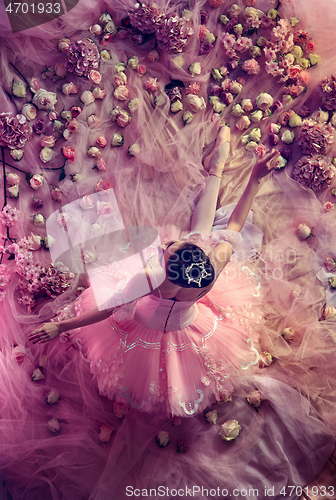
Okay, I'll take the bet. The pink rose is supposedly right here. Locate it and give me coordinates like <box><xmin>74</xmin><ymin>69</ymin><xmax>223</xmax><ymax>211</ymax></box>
<box><xmin>288</xmin><ymin>65</ymin><xmax>302</xmax><ymax>80</ymax></box>
<box><xmin>30</xmin><ymin>77</ymin><xmax>40</xmax><ymax>93</ymax></box>
<box><xmin>62</xmin><ymin>82</ymin><xmax>77</xmax><ymax>96</ymax></box>
<box><xmin>87</xmin><ymin>147</ymin><xmax>101</xmax><ymax>158</ymax></box>
<box><xmin>71</xmin><ymin>106</ymin><xmax>82</xmax><ymax>118</ymax></box>
<box><xmin>114</xmin><ymin>86</ymin><xmax>129</xmax><ymax>101</ymax></box>
<box><xmin>12</xmin><ymin>345</ymin><xmax>25</xmax><ymax>364</ymax></box>
<box><xmin>51</xmin><ymin>187</ymin><xmax>63</xmax><ymax>202</ymax></box>
<box><xmin>117</xmin><ymin>111</ymin><xmax>131</xmax><ymax>128</ymax></box>
<box><xmin>254</xmin><ymin>144</ymin><xmax>266</xmax><ymax>159</ymax></box>
<box><xmin>99</xmin><ymin>424</ymin><xmax>113</xmax><ymax>443</ymax></box>
<box><xmin>247</xmin><ymin>390</ymin><xmax>262</xmax><ymax>407</ymax></box>
<box><xmin>58</xmin><ymin>37</ymin><xmax>70</xmax><ymax>52</ymax></box>
<box><xmin>298</xmin><ymin>71</ymin><xmax>311</xmax><ymax>87</ymax></box>
<box><xmin>144</xmin><ymin>77</ymin><xmax>160</xmax><ymax>92</ymax></box>
<box><xmin>259</xmin><ymin>351</ymin><xmax>274</xmax><ymax>368</ymax></box>
<box><xmin>96</xmin><ymin>179</ymin><xmax>111</xmax><ymax>192</ymax></box>
<box><xmin>97</xmin><ymin>136</ymin><xmax>107</xmax><ymax>147</ymax></box>
<box><xmin>62</xmin><ymin>146</ymin><xmax>75</xmax><ymax>162</ymax></box>
<box><xmin>244</xmin><ymin>0</ymin><xmax>257</xmax><ymax>5</ymax></box>
<box><xmin>92</xmin><ymin>88</ymin><xmax>106</xmax><ymax>99</ymax></box>
<box><xmin>79</xmin><ymin>195</ymin><xmax>94</xmax><ymax>210</ymax></box>
<box><xmin>96</xmin><ymin>158</ymin><xmax>107</xmax><ymax>171</ymax></box>
<box><xmin>57</xmin><ymin>213</ymin><xmax>71</xmax><ymax>226</ymax></box>
<box><xmin>112</xmin><ymin>401</ymin><xmax>129</xmax><ymax>418</ymax></box>
<box><xmin>87</xmin><ymin>115</ymin><xmax>99</xmax><ymax>128</ymax></box>
<box><xmin>97</xmin><ymin>201</ymin><xmax>113</xmax><ymax>215</ymax></box>
<box><xmin>40</xmin><ymin>135</ymin><xmax>56</xmax><ymax>148</ymax></box>
<box><xmin>137</xmin><ymin>64</ymin><xmax>147</xmax><ymax>76</ymax></box>
<box><xmin>306</xmin><ymin>39</ymin><xmax>316</xmax><ymax>52</ymax></box>
<box><xmin>66</xmin><ymin>119</ymin><xmax>80</xmax><ymax>133</ymax></box>
<box><xmin>114</xmin><ymin>72</ymin><xmax>127</xmax><ymax>87</ymax></box>
<box><xmin>242</xmin><ymin>59</ymin><xmax>260</xmax><ymax>75</ymax></box>
<box><xmin>54</xmin><ymin>62</ymin><xmax>67</xmax><ymax>78</ymax></box>
<box><xmin>324</xmin><ymin>202</ymin><xmax>334</xmax><ymax>211</ymax></box>
<box><xmin>27</xmin><ymin>233</ymin><xmax>42</xmax><ymax>250</ymax></box>
<box><xmin>89</xmin><ymin>70</ymin><xmax>102</xmax><ymax>85</ymax></box>
<box><xmin>325</xmin><ymin>257</ymin><xmax>336</xmax><ymax>272</ymax></box>
<box><xmin>147</xmin><ymin>50</ymin><xmax>160</xmax><ymax>62</ymax></box>
<box><xmin>30</xmin><ymin>174</ymin><xmax>44</xmax><ymax>189</ymax></box>
<box><xmin>48</xmin><ymin>111</ymin><xmax>57</xmax><ymax>121</ymax></box>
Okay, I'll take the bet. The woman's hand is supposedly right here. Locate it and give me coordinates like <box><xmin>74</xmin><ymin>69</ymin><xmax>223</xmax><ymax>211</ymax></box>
<box><xmin>29</xmin><ymin>322</ymin><xmax>61</xmax><ymax>344</ymax></box>
<box><xmin>251</xmin><ymin>149</ymin><xmax>280</xmax><ymax>182</ymax></box>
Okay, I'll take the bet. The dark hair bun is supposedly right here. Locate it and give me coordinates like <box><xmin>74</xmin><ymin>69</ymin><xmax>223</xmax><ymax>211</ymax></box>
<box><xmin>166</xmin><ymin>243</ymin><xmax>215</xmax><ymax>288</ymax></box>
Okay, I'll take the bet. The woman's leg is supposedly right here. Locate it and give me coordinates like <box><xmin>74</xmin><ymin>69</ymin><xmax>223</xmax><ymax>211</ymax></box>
<box><xmin>190</xmin><ymin>127</ymin><xmax>231</xmax><ymax>234</ymax></box>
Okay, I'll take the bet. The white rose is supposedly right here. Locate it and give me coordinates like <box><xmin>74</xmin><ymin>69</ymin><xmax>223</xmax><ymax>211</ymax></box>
<box><xmin>112</xmin><ymin>133</ymin><xmax>124</xmax><ymax>147</ymax></box>
<box><xmin>231</xmin><ymin>103</ymin><xmax>244</xmax><ymax>118</ymax></box>
<box><xmin>92</xmin><ymin>88</ymin><xmax>106</xmax><ymax>99</ymax></box>
<box><xmin>297</xmin><ymin>223</ymin><xmax>312</xmax><ymax>240</ymax></box>
<box><xmin>173</xmin><ymin>55</ymin><xmax>185</xmax><ymax>68</ymax></box>
<box><xmin>228</xmin><ymin>4</ymin><xmax>241</xmax><ymax>17</ymax></box>
<box><xmin>246</xmin><ymin>141</ymin><xmax>258</xmax><ymax>152</ymax></box>
<box><xmin>91</xmin><ymin>223</ymin><xmax>102</xmax><ymax>233</ymax></box>
<box><xmin>33</xmin><ymin>213</ymin><xmax>46</xmax><ymax>226</ymax></box>
<box><xmin>7</xmin><ymin>185</ymin><xmax>19</xmax><ymax>198</ymax></box>
<box><xmin>170</xmin><ymin>99</ymin><xmax>183</xmax><ymax>113</ymax></box>
<box><xmin>80</xmin><ymin>90</ymin><xmax>95</xmax><ymax>105</ymax></box>
<box><xmin>256</xmin><ymin>92</ymin><xmax>273</xmax><ymax>111</ymax></box>
<box><xmin>188</xmin><ymin>62</ymin><xmax>201</xmax><ymax>77</ymax></box>
<box><xmin>44</xmin><ymin>235</ymin><xmax>55</xmax><ymax>248</ymax></box>
<box><xmin>128</xmin><ymin>143</ymin><xmax>140</xmax><ymax>156</ymax></box>
<box><xmin>39</xmin><ymin>147</ymin><xmax>54</xmax><ymax>163</ymax></box>
<box><xmin>22</xmin><ymin>103</ymin><xmax>37</xmax><ymax>121</ymax></box>
<box><xmin>281</xmin><ymin>129</ymin><xmax>295</xmax><ymax>144</ymax></box>
<box><xmin>99</xmin><ymin>12</ymin><xmax>112</xmax><ymax>24</ymax></box>
<box><xmin>213</xmin><ymin>101</ymin><xmax>226</xmax><ymax>113</ymax></box>
<box><xmin>249</xmin><ymin>127</ymin><xmax>261</xmax><ymax>142</ymax></box>
<box><xmin>282</xmin><ymin>327</ymin><xmax>296</xmax><ymax>342</ymax></box>
<box><xmin>115</xmin><ymin>62</ymin><xmax>126</xmax><ymax>73</ymax></box>
<box><xmin>243</xmin><ymin>7</ymin><xmax>264</xmax><ymax>20</ymax></box>
<box><xmin>241</xmin><ymin>134</ymin><xmax>250</xmax><ymax>145</ymax></box>
<box><xmin>154</xmin><ymin>93</ymin><xmax>167</xmax><ymax>107</ymax></box>
<box><xmin>47</xmin><ymin>417</ymin><xmax>60</xmax><ymax>433</ymax></box>
<box><xmin>10</xmin><ymin>149</ymin><xmax>24</xmax><ymax>161</ymax></box>
<box><xmin>236</xmin><ymin>115</ymin><xmax>251</xmax><ymax>131</ymax></box>
<box><xmin>27</xmin><ymin>233</ymin><xmax>42</xmax><ymax>250</ymax></box>
<box><xmin>46</xmin><ymin>389</ymin><xmax>60</xmax><ymax>404</ymax></box>
<box><xmin>205</xmin><ymin>410</ymin><xmax>218</xmax><ymax>424</ymax></box>
<box><xmin>241</xmin><ymin>99</ymin><xmax>253</xmax><ymax>112</ymax></box>
<box><xmin>32</xmin><ymin>368</ymin><xmax>45</xmax><ymax>381</ymax></box>
<box><xmin>156</xmin><ymin>430</ymin><xmax>170</xmax><ymax>447</ymax></box>
<box><xmin>186</xmin><ymin>94</ymin><xmax>206</xmax><ymax>113</ymax></box>
<box><xmin>231</xmin><ymin>81</ymin><xmax>243</xmax><ymax>95</ymax></box>
<box><xmin>219</xmin><ymin>420</ymin><xmax>241</xmax><ymax>441</ymax></box>
<box><xmin>275</xmin><ymin>155</ymin><xmax>287</xmax><ymax>170</ymax></box>
<box><xmin>87</xmin><ymin>147</ymin><xmax>101</xmax><ymax>158</ymax></box>
<box><xmin>100</xmin><ymin>50</ymin><xmax>111</xmax><ymax>61</ymax></box>
<box><xmin>250</xmin><ymin>110</ymin><xmax>263</xmax><ymax>122</ymax></box>
<box><xmin>312</xmin><ymin>108</ymin><xmax>329</xmax><ymax>124</ymax></box>
<box><xmin>128</xmin><ymin>98</ymin><xmax>140</xmax><ymax>112</ymax></box>
<box><xmin>183</xmin><ymin>111</ymin><xmax>194</xmax><ymax>124</ymax></box>
<box><xmin>289</xmin><ymin>114</ymin><xmax>302</xmax><ymax>128</ymax></box>
<box><xmin>33</xmin><ymin>88</ymin><xmax>57</xmax><ymax>111</ymax></box>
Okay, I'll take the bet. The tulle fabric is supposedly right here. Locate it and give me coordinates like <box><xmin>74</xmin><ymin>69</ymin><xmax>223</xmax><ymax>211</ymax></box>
<box><xmin>0</xmin><ymin>0</ymin><xmax>336</xmax><ymax>497</ymax></box>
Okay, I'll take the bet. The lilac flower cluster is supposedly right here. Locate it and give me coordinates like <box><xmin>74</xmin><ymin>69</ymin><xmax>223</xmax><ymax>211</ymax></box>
<box><xmin>64</xmin><ymin>39</ymin><xmax>100</xmax><ymax>77</ymax></box>
<box><xmin>293</xmin><ymin>155</ymin><xmax>335</xmax><ymax>191</ymax></box>
<box><xmin>0</xmin><ymin>112</ymin><xmax>30</xmax><ymax>150</ymax></box>
<box><xmin>318</xmin><ymin>74</ymin><xmax>336</xmax><ymax>111</ymax></box>
<box><xmin>297</xmin><ymin>119</ymin><xmax>334</xmax><ymax>156</ymax></box>
<box><xmin>129</xmin><ymin>3</ymin><xmax>194</xmax><ymax>53</ymax></box>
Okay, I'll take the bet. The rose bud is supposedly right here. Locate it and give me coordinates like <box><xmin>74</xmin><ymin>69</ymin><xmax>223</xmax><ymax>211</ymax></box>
<box><xmin>92</xmin><ymin>88</ymin><xmax>106</xmax><ymax>99</ymax></box>
<box><xmin>114</xmin><ymin>86</ymin><xmax>129</xmax><ymax>100</ymax></box>
<box><xmin>112</xmin><ymin>401</ymin><xmax>129</xmax><ymax>418</ymax></box>
<box><xmin>259</xmin><ymin>351</ymin><xmax>274</xmax><ymax>368</ymax></box>
<box><xmin>10</xmin><ymin>149</ymin><xmax>24</xmax><ymax>161</ymax></box>
<box><xmin>112</xmin><ymin>132</ymin><xmax>124</xmax><ymax>147</ymax></box>
<box><xmin>325</xmin><ymin>257</ymin><xmax>336</xmax><ymax>272</ymax></box>
<box><xmin>323</xmin><ymin>306</ymin><xmax>336</xmax><ymax>320</ymax></box>
<box><xmin>87</xmin><ymin>147</ymin><xmax>101</xmax><ymax>158</ymax></box>
<box><xmin>78</xmin><ymin>195</ymin><xmax>94</xmax><ymax>210</ymax></box>
<box><xmin>71</xmin><ymin>106</ymin><xmax>82</xmax><ymax>118</ymax></box>
<box><xmin>6</xmin><ymin>185</ymin><xmax>19</xmax><ymax>198</ymax></box>
<box><xmin>128</xmin><ymin>143</ymin><xmax>140</xmax><ymax>156</ymax></box>
<box><xmin>99</xmin><ymin>11</ymin><xmax>112</xmax><ymax>24</ymax></box>
<box><xmin>137</xmin><ymin>64</ymin><xmax>147</xmax><ymax>76</ymax></box>
<box><xmin>80</xmin><ymin>90</ymin><xmax>95</xmax><ymax>105</ymax></box>
<box><xmin>53</xmin><ymin>120</ymin><xmax>63</xmax><ymax>132</ymax></box>
<box><xmin>47</xmin><ymin>417</ymin><xmax>60</xmax><ymax>434</ymax></box>
<box><xmin>236</xmin><ymin>116</ymin><xmax>251</xmax><ymax>131</ymax></box>
<box><xmin>183</xmin><ymin>111</ymin><xmax>194</xmax><ymax>124</ymax></box>
<box><xmin>33</xmin><ymin>213</ymin><xmax>46</xmax><ymax>226</ymax></box>
<box><xmin>282</xmin><ymin>327</ymin><xmax>296</xmax><ymax>342</ymax></box>
<box><xmin>297</xmin><ymin>223</ymin><xmax>312</xmax><ymax>240</ymax></box>
<box><xmin>247</xmin><ymin>390</ymin><xmax>262</xmax><ymax>408</ymax></box>
<box><xmin>127</xmin><ymin>56</ymin><xmax>139</xmax><ymax>70</ymax></box>
<box><xmin>329</xmin><ymin>277</ymin><xmax>336</xmax><ymax>289</ymax></box>
<box><xmin>97</xmin><ymin>136</ymin><xmax>107</xmax><ymax>147</ymax></box>
<box><xmin>30</xmin><ymin>77</ymin><xmax>40</xmax><ymax>93</ymax></box>
<box><xmin>96</xmin><ymin>158</ymin><xmax>107</xmax><ymax>171</ymax></box>
<box><xmin>58</xmin><ymin>37</ymin><xmax>70</xmax><ymax>52</ymax></box>
<box><xmin>61</xmin><ymin>110</ymin><xmax>72</xmax><ymax>122</ymax></box>
<box><xmin>32</xmin><ymin>198</ymin><xmax>43</xmax><ymax>210</ymax></box>
<box><xmin>6</xmin><ymin>173</ymin><xmax>20</xmax><ymax>186</ymax></box>
<box><xmin>117</xmin><ymin>111</ymin><xmax>131</xmax><ymax>128</ymax></box>
<box><xmin>99</xmin><ymin>424</ymin><xmax>113</xmax><ymax>443</ymax></box>
<box><xmin>44</xmin><ymin>235</ymin><xmax>55</xmax><ymax>249</ymax></box>
<box><xmin>324</xmin><ymin>202</ymin><xmax>334</xmax><ymax>212</ymax></box>
<box><xmin>62</xmin><ymin>146</ymin><xmax>75</xmax><ymax>161</ymax></box>
<box><xmin>100</xmin><ymin>50</ymin><xmax>111</xmax><ymax>61</ymax></box>
<box><xmin>41</xmin><ymin>136</ymin><xmax>56</xmax><ymax>148</ymax></box>
<box><xmin>90</xmin><ymin>24</ymin><xmax>102</xmax><ymax>36</ymax></box>
<box><xmin>96</xmin><ymin>179</ymin><xmax>111</xmax><ymax>192</ymax></box>
<box><xmin>63</xmin><ymin>129</ymin><xmax>72</xmax><ymax>141</ymax></box>
<box><xmin>219</xmin><ymin>420</ymin><xmax>241</xmax><ymax>441</ymax></box>
<box><xmin>128</xmin><ymin>98</ymin><xmax>140</xmax><ymax>113</ymax></box>
<box><xmin>176</xmin><ymin>439</ymin><xmax>189</xmax><ymax>453</ymax></box>
<box><xmin>91</xmin><ymin>223</ymin><xmax>102</xmax><ymax>233</ymax></box>
<box><xmin>30</xmin><ymin>174</ymin><xmax>44</xmax><ymax>190</ymax></box>
<box><xmin>50</xmin><ymin>187</ymin><xmax>63</xmax><ymax>203</ymax></box>
<box><xmin>89</xmin><ymin>70</ymin><xmax>102</xmax><ymax>85</ymax></box>
<box><xmin>12</xmin><ymin>345</ymin><xmax>25</xmax><ymax>364</ymax></box>
<box><xmin>170</xmin><ymin>100</ymin><xmax>183</xmax><ymax>113</ymax></box>
<box><xmin>87</xmin><ymin>114</ymin><xmax>99</xmax><ymax>127</ymax></box>
<box><xmin>54</xmin><ymin>62</ymin><xmax>67</xmax><ymax>78</ymax></box>
<box><xmin>114</xmin><ymin>72</ymin><xmax>127</xmax><ymax>87</ymax></box>
<box><xmin>32</xmin><ymin>367</ymin><xmax>45</xmax><ymax>381</ymax></box>
<box><xmin>217</xmin><ymin>391</ymin><xmax>232</xmax><ymax>404</ymax></box>
<box><xmin>62</xmin><ymin>82</ymin><xmax>77</xmax><ymax>96</ymax></box>
<box><xmin>148</xmin><ymin>49</ymin><xmax>160</xmax><ymax>62</ymax></box>
<box><xmin>156</xmin><ymin>431</ymin><xmax>170</xmax><ymax>448</ymax></box>
<box><xmin>205</xmin><ymin>410</ymin><xmax>218</xmax><ymax>424</ymax></box>
<box><xmin>189</xmin><ymin>62</ymin><xmax>201</xmax><ymax>77</ymax></box>
<box><xmin>46</xmin><ymin>389</ymin><xmax>60</xmax><ymax>404</ymax></box>
<box><xmin>115</xmin><ymin>62</ymin><xmax>126</xmax><ymax>73</ymax></box>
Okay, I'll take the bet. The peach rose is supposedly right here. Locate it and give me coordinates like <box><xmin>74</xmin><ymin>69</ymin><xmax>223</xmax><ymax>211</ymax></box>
<box><xmin>30</xmin><ymin>174</ymin><xmax>44</xmax><ymax>189</ymax></box>
<box><xmin>89</xmin><ymin>70</ymin><xmax>102</xmax><ymax>85</ymax></box>
<box><xmin>114</xmin><ymin>86</ymin><xmax>129</xmax><ymax>100</ymax></box>
<box><xmin>62</xmin><ymin>82</ymin><xmax>77</xmax><ymax>96</ymax></box>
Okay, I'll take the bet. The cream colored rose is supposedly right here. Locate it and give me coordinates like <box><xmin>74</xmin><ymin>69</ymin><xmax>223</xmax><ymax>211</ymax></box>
<box><xmin>27</xmin><ymin>233</ymin><xmax>42</xmax><ymax>250</ymax></box>
<box><xmin>99</xmin><ymin>424</ymin><xmax>113</xmax><ymax>443</ymax></box>
<box><xmin>250</xmin><ymin>110</ymin><xmax>263</xmax><ymax>122</ymax></box>
<box><xmin>281</xmin><ymin>129</ymin><xmax>295</xmax><ymax>144</ymax></box>
<box><xmin>87</xmin><ymin>147</ymin><xmax>101</xmax><ymax>158</ymax></box>
<box><xmin>46</xmin><ymin>389</ymin><xmax>60</xmax><ymax>404</ymax></box>
<box><xmin>170</xmin><ymin>99</ymin><xmax>183</xmax><ymax>113</ymax></box>
<box><xmin>243</xmin><ymin>6</ymin><xmax>264</xmax><ymax>20</ymax></box>
<box><xmin>288</xmin><ymin>114</ymin><xmax>302</xmax><ymax>128</ymax></box>
<box><xmin>128</xmin><ymin>143</ymin><xmax>140</xmax><ymax>156</ymax></box>
<box><xmin>282</xmin><ymin>95</ymin><xmax>293</xmax><ymax>105</ymax></box>
<box><xmin>186</xmin><ymin>94</ymin><xmax>206</xmax><ymax>113</ymax></box>
<box><xmin>228</xmin><ymin>4</ymin><xmax>241</xmax><ymax>17</ymax></box>
<box><xmin>246</xmin><ymin>141</ymin><xmax>258</xmax><ymax>152</ymax></box>
<box><xmin>236</xmin><ymin>116</ymin><xmax>251</xmax><ymax>131</ymax></box>
<box><xmin>154</xmin><ymin>93</ymin><xmax>167</xmax><ymax>107</ymax></box>
<box><xmin>256</xmin><ymin>92</ymin><xmax>273</xmax><ymax>111</ymax></box>
<box><xmin>282</xmin><ymin>327</ymin><xmax>296</xmax><ymax>342</ymax></box>
<box><xmin>10</xmin><ymin>149</ymin><xmax>24</xmax><ymax>161</ymax></box>
<box><xmin>204</xmin><ymin>31</ymin><xmax>215</xmax><ymax>44</ymax></box>
<box><xmin>33</xmin><ymin>214</ymin><xmax>46</xmax><ymax>226</ymax></box>
<box><xmin>128</xmin><ymin>98</ymin><xmax>140</xmax><ymax>112</ymax></box>
<box><xmin>100</xmin><ymin>50</ymin><xmax>111</xmax><ymax>61</ymax></box>
<box><xmin>115</xmin><ymin>62</ymin><xmax>126</xmax><ymax>73</ymax></box>
<box><xmin>156</xmin><ymin>430</ymin><xmax>170</xmax><ymax>447</ymax></box>
<box><xmin>205</xmin><ymin>410</ymin><xmax>218</xmax><ymax>424</ymax></box>
<box><xmin>12</xmin><ymin>81</ymin><xmax>26</xmax><ymax>98</ymax></box>
<box><xmin>183</xmin><ymin>111</ymin><xmax>194</xmax><ymax>124</ymax></box>
<box><xmin>44</xmin><ymin>235</ymin><xmax>55</xmax><ymax>249</ymax></box>
<box><xmin>309</xmin><ymin>54</ymin><xmax>321</xmax><ymax>66</ymax></box>
<box><xmin>231</xmin><ymin>103</ymin><xmax>244</xmax><ymax>117</ymax></box>
<box><xmin>39</xmin><ymin>147</ymin><xmax>54</xmax><ymax>163</ymax></box>
<box><xmin>291</xmin><ymin>45</ymin><xmax>303</xmax><ymax>59</ymax></box>
<box><xmin>173</xmin><ymin>55</ymin><xmax>185</xmax><ymax>68</ymax></box>
<box><xmin>80</xmin><ymin>90</ymin><xmax>95</xmax><ymax>104</ymax></box>
<box><xmin>312</xmin><ymin>109</ymin><xmax>329</xmax><ymax>123</ymax></box>
<box><xmin>213</xmin><ymin>100</ymin><xmax>226</xmax><ymax>113</ymax></box>
<box><xmin>241</xmin><ymin>99</ymin><xmax>253</xmax><ymax>112</ymax></box>
<box><xmin>297</xmin><ymin>223</ymin><xmax>312</xmax><ymax>240</ymax></box>
<box><xmin>247</xmin><ymin>390</ymin><xmax>262</xmax><ymax>408</ymax></box>
<box><xmin>32</xmin><ymin>368</ymin><xmax>45</xmax><ymax>381</ymax></box>
<box><xmin>22</xmin><ymin>103</ymin><xmax>37</xmax><ymax>120</ymax></box>
<box><xmin>47</xmin><ymin>417</ymin><xmax>60</xmax><ymax>433</ymax></box>
<box><xmin>219</xmin><ymin>420</ymin><xmax>241</xmax><ymax>441</ymax></box>
<box><xmin>188</xmin><ymin>62</ymin><xmax>201</xmax><ymax>77</ymax></box>
<box><xmin>33</xmin><ymin>89</ymin><xmax>57</xmax><ymax>111</ymax></box>
<box><xmin>249</xmin><ymin>127</ymin><xmax>261</xmax><ymax>142</ymax></box>
<box><xmin>112</xmin><ymin>132</ymin><xmax>124</xmax><ymax>147</ymax></box>
<box><xmin>92</xmin><ymin>88</ymin><xmax>106</xmax><ymax>99</ymax></box>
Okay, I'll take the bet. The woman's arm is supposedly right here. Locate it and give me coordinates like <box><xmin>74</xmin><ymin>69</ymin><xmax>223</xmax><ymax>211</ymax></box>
<box><xmin>226</xmin><ymin>150</ymin><xmax>280</xmax><ymax>233</ymax></box>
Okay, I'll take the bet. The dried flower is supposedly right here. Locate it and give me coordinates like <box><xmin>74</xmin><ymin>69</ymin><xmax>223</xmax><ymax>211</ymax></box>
<box><xmin>176</xmin><ymin>439</ymin><xmax>189</xmax><ymax>453</ymax></box>
<box><xmin>129</xmin><ymin>2</ymin><xmax>165</xmax><ymax>34</ymax></box>
<box><xmin>157</xmin><ymin>15</ymin><xmax>194</xmax><ymax>53</ymax></box>
<box><xmin>297</xmin><ymin>119</ymin><xmax>334</xmax><ymax>155</ymax></box>
<box><xmin>65</xmin><ymin>38</ymin><xmax>99</xmax><ymax>77</ymax></box>
<box><xmin>0</xmin><ymin>112</ymin><xmax>30</xmax><ymax>149</ymax></box>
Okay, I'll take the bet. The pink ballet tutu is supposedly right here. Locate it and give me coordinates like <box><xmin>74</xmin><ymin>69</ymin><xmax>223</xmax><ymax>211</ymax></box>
<box><xmin>70</xmin><ymin>260</ymin><xmax>263</xmax><ymax>417</ymax></box>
